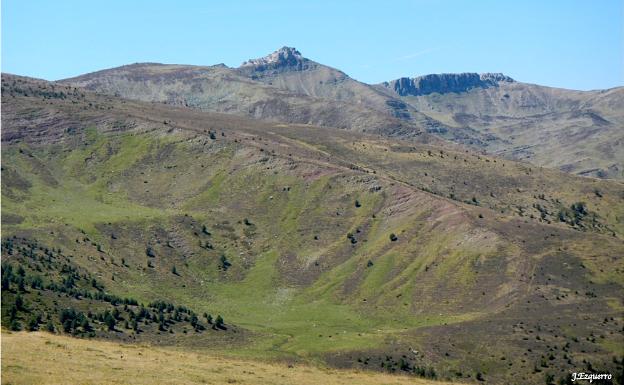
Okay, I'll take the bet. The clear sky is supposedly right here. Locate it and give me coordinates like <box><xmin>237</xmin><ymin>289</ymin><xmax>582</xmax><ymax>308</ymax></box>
<box><xmin>2</xmin><ymin>0</ymin><xmax>622</xmax><ymax>90</ymax></box>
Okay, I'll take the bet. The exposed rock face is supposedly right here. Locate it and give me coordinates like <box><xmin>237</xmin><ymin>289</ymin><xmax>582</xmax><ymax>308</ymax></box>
<box><xmin>239</xmin><ymin>46</ymin><xmax>316</xmax><ymax>74</ymax></box>
<box><xmin>383</xmin><ymin>72</ymin><xmax>514</xmax><ymax>96</ymax></box>
<box><xmin>479</xmin><ymin>73</ymin><xmax>514</xmax><ymax>83</ymax></box>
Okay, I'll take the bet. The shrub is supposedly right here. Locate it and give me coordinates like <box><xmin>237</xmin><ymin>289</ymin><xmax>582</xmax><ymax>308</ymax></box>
<box><xmin>220</xmin><ymin>255</ymin><xmax>231</xmax><ymax>271</ymax></box>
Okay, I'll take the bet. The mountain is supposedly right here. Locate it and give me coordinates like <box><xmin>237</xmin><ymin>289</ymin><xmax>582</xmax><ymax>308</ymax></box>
<box><xmin>60</xmin><ymin>58</ymin><xmax>435</xmax><ymax>141</ymax></box>
<box><xmin>60</xmin><ymin>47</ymin><xmax>624</xmax><ymax>180</ymax></box>
<box><xmin>2</xmin><ymin>74</ymin><xmax>623</xmax><ymax>385</ymax></box>
<box><xmin>377</xmin><ymin>73</ymin><xmax>624</xmax><ymax>179</ymax></box>
<box><xmin>237</xmin><ymin>47</ymin><xmax>401</xmax><ymax>113</ymax></box>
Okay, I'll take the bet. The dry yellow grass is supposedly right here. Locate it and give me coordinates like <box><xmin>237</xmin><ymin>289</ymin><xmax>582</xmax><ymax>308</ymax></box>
<box><xmin>1</xmin><ymin>332</ymin><xmax>459</xmax><ymax>385</ymax></box>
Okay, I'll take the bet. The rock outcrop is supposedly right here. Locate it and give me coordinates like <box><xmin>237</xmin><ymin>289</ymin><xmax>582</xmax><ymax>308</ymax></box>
<box><xmin>239</xmin><ymin>46</ymin><xmax>316</xmax><ymax>74</ymax></box>
<box><xmin>382</xmin><ymin>72</ymin><xmax>514</xmax><ymax>96</ymax></box>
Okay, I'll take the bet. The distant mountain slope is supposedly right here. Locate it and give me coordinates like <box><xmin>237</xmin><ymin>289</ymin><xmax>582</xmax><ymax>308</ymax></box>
<box><xmin>60</xmin><ymin>61</ymin><xmax>436</xmax><ymax>142</ymax></box>
<box><xmin>60</xmin><ymin>47</ymin><xmax>624</xmax><ymax>179</ymax></box>
<box><xmin>377</xmin><ymin>74</ymin><xmax>624</xmax><ymax>179</ymax></box>
<box><xmin>237</xmin><ymin>47</ymin><xmax>398</xmax><ymax>113</ymax></box>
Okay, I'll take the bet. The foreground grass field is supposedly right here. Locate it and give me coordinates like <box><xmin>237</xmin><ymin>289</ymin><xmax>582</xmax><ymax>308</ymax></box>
<box><xmin>1</xmin><ymin>332</ymin><xmax>457</xmax><ymax>385</ymax></box>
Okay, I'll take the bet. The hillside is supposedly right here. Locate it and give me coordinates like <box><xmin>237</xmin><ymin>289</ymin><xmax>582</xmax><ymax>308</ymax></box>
<box><xmin>377</xmin><ymin>75</ymin><xmax>624</xmax><ymax>179</ymax></box>
<box><xmin>2</xmin><ymin>74</ymin><xmax>623</xmax><ymax>385</ymax></box>
<box><xmin>60</xmin><ymin>60</ymin><xmax>432</xmax><ymax>141</ymax></box>
<box><xmin>60</xmin><ymin>47</ymin><xmax>624</xmax><ymax>180</ymax></box>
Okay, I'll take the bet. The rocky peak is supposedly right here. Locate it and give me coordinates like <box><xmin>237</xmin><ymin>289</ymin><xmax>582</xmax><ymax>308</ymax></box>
<box><xmin>239</xmin><ymin>46</ymin><xmax>315</xmax><ymax>73</ymax></box>
<box><xmin>384</xmin><ymin>72</ymin><xmax>515</xmax><ymax>96</ymax></box>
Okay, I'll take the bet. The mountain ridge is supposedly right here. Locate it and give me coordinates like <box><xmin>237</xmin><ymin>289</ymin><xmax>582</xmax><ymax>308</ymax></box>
<box><xmin>57</xmin><ymin>46</ymin><xmax>624</xmax><ymax>179</ymax></box>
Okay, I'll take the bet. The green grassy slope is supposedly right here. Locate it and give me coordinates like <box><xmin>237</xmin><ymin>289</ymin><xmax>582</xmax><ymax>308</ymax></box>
<box><xmin>2</xmin><ymin>74</ymin><xmax>623</xmax><ymax>384</ymax></box>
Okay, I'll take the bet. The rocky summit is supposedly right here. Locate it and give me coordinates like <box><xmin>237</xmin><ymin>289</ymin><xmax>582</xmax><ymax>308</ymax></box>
<box><xmin>239</xmin><ymin>46</ymin><xmax>315</xmax><ymax>73</ymax></box>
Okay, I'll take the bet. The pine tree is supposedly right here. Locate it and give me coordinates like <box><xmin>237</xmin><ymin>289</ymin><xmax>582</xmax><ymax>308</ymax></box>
<box><xmin>63</xmin><ymin>319</ymin><xmax>73</xmax><ymax>333</ymax></box>
<box><xmin>16</xmin><ymin>276</ymin><xmax>25</xmax><ymax>291</ymax></box>
<box><xmin>104</xmin><ymin>311</ymin><xmax>116</xmax><ymax>331</ymax></box>
<box><xmin>1</xmin><ymin>274</ymin><xmax>10</xmax><ymax>290</ymax></box>
<box><xmin>215</xmin><ymin>315</ymin><xmax>225</xmax><ymax>329</ymax></box>
<box><xmin>46</xmin><ymin>319</ymin><xmax>55</xmax><ymax>333</ymax></box>
<box><xmin>81</xmin><ymin>317</ymin><xmax>91</xmax><ymax>332</ymax></box>
<box><xmin>9</xmin><ymin>319</ymin><xmax>21</xmax><ymax>331</ymax></box>
<box><xmin>27</xmin><ymin>315</ymin><xmax>40</xmax><ymax>331</ymax></box>
<box><xmin>15</xmin><ymin>294</ymin><xmax>24</xmax><ymax>310</ymax></box>
<box><xmin>8</xmin><ymin>304</ymin><xmax>18</xmax><ymax>321</ymax></box>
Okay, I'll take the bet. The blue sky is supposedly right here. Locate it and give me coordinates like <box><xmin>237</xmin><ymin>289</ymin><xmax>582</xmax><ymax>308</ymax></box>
<box><xmin>2</xmin><ymin>0</ymin><xmax>622</xmax><ymax>90</ymax></box>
